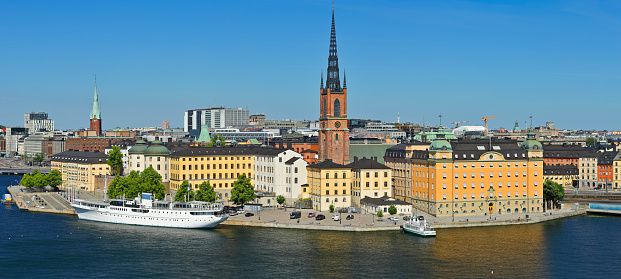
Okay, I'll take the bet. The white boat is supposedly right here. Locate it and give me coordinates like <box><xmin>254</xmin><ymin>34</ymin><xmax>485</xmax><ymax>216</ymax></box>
<box><xmin>72</xmin><ymin>193</ymin><xmax>228</xmax><ymax>229</ymax></box>
<box><xmin>402</xmin><ymin>216</ymin><xmax>436</xmax><ymax>237</ymax></box>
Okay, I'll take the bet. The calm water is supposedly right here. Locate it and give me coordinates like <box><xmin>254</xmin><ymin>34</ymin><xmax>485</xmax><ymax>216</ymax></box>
<box><xmin>1</xmin><ymin>175</ymin><xmax>620</xmax><ymax>278</ymax></box>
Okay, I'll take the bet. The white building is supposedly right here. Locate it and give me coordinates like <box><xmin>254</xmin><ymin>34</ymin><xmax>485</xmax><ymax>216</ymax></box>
<box><xmin>5</xmin><ymin>127</ymin><xmax>28</xmax><ymax>155</ymax></box>
<box><xmin>253</xmin><ymin>149</ymin><xmax>308</xmax><ymax>206</ymax></box>
<box><xmin>211</xmin><ymin>128</ymin><xmax>276</xmax><ymax>141</ymax></box>
<box><xmin>24</xmin><ymin>112</ymin><xmax>54</xmax><ymax>132</ymax></box>
<box><xmin>127</xmin><ymin>139</ymin><xmax>170</xmax><ymax>182</ymax></box>
<box><xmin>184</xmin><ymin>107</ymin><xmax>250</xmax><ymax>132</ymax></box>
<box><xmin>104</xmin><ymin>141</ymin><xmax>132</xmax><ymax>175</ymax></box>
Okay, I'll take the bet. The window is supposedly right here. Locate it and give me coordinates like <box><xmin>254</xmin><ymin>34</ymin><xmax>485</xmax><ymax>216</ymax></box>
<box><xmin>375</xmin><ymin>182</ymin><xmax>378</xmax><ymax>187</ymax></box>
<box><xmin>443</xmin><ymin>183</ymin><xmax>446</xmax><ymax>189</ymax></box>
<box><xmin>481</xmin><ymin>192</ymin><xmax>485</xmax><ymax>198</ymax></box>
<box><xmin>443</xmin><ymin>173</ymin><xmax>446</xmax><ymax>179</ymax></box>
<box><xmin>326</xmin><ymin>173</ymin><xmax>329</xmax><ymax>179</ymax></box>
<box><xmin>507</xmin><ymin>171</ymin><xmax>511</xmax><ymax>177</ymax></box>
<box><xmin>481</xmin><ymin>172</ymin><xmax>484</xmax><ymax>178</ymax></box>
<box><xmin>366</xmin><ymin>172</ymin><xmax>370</xmax><ymax>178</ymax></box>
<box><xmin>498</xmin><ymin>182</ymin><xmax>502</xmax><ymax>188</ymax></box>
<box><xmin>384</xmin><ymin>172</ymin><xmax>388</xmax><ymax>177</ymax></box>
<box><xmin>463</xmin><ymin>193</ymin><xmax>467</xmax><ymax>199</ymax></box>
<box><xmin>534</xmin><ymin>190</ymin><xmax>538</xmax><ymax>196</ymax></box>
<box><xmin>455</xmin><ymin>172</ymin><xmax>459</xmax><ymax>178</ymax></box>
<box><xmin>490</xmin><ymin>171</ymin><xmax>493</xmax><ymax>178</ymax></box>
<box><xmin>523</xmin><ymin>181</ymin><xmax>526</xmax><ymax>187</ymax></box>
<box><xmin>499</xmin><ymin>171</ymin><xmax>502</xmax><ymax>177</ymax></box>
<box><xmin>455</xmin><ymin>193</ymin><xmax>459</xmax><ymax>199</ymax></box>
<box><xmin>334</xmin><ymin>99</ymin><xmax>341</xmax><ymax>117</ymax></box>
<box><xmin>471</xmin><ymin>172</ymin><xmax>475</xmax><ymax>178</ymax></box>
<box><xmin>523</xmin><ymin>171</ymin><xmax>526</xmax><ymax>177</ymax></box>
<box><xmin>375</xmin><ymin>172</ymin><xmax>379</xmax><ymax>178</ymax></box>
<box><xmin>534</xmin><ymin>171</ymin><xmax>538</xmax><ymax>177</ymax></box>
<box><xmin>294</xmin><ymin>178</ymin><xmax>298</xmax><ymax>183</ymax></box>
<box><xmin>481</xmin><ymin>182</ymin><xmax>484</xmax><ymax>188</ymax></box>
<box><xmin>463</xmin><ymin>183</ymin><xmax>467</xmax><ymax>189</ymax></box>
<box><xmin>471</xmin><ymin>182</ymin><xmax>475</xmax><ymax>188</ymax></box>
<box><xmin>455</xmin><ymin>183</ymin><xmax>458</xmax><ymax>189</ymax></box>
<box><xmin>343</xmin><ymin>173</ymin><xmax>347</xmax><ymax>179</ymax></box>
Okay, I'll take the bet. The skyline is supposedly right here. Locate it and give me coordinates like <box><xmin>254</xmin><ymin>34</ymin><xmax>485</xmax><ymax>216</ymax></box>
<box><xmin>2</xmin><ymin>1</ymin><xmax>621</xmax><ymax>131</ymax></box>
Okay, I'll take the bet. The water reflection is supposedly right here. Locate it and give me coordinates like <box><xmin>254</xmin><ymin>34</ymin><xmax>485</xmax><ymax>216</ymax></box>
<box><xmin>429</xmin><ymin>225</ymin><xmax>547</xmax><ymax>278</ymax></box>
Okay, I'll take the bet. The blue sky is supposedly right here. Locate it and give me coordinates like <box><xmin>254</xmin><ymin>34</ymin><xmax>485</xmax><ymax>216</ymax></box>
<box><xmin>1</xmin><ymin>0</ymin><xmax>620</xmax><ymax>131</ymax></box>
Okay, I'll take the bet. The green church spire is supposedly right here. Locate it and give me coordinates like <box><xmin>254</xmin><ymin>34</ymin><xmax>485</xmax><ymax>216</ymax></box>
<box><xmin>91</xmin><ymin>77</ymin><xmax>101</xmax><ymax>120</ymax></box>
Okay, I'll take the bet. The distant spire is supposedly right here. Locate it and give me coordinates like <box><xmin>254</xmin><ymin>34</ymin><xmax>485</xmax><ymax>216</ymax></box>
<box><xmin>321</xmin><ymin>70</ymin><xmax>324</xmax><ymax>89</ymax></box>
<box><xmin>91</xmin><ymin>76</ymin><xmax>101</xmax><ymax>120</ymax></box>
<box><xmin>343</xmin><ymin>69</ymin><xmax>347</xmax><ymax>89</ymax></box>
<box><xmin>326</xmin><ymin>7</ymin><xmax>341</xmax><ymax>92</ymax></box>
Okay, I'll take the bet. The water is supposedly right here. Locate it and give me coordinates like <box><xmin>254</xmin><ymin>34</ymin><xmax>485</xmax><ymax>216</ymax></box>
<box><xmin>1</xmin><ymin>174</ymin><xmax>620</xmax><ymax>278</ymax></box>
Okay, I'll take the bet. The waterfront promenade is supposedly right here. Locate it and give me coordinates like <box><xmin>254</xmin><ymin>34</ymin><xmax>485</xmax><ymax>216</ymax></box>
<box><xmin>223</xmin><ymin>205</ymin><xmax>586</xmax><ymax>231</ymax></box>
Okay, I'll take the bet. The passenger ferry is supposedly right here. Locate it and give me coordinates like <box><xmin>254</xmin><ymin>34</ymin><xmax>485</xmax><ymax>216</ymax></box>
<box><xmin>72</xmin><ymin>193</ymin><xmax>228</xmax><ymax>229</ymax></box>
<box><xmin>402</xmin><ymin>216</ymin><xmax>436</xmax><ymax>237</ymax></box>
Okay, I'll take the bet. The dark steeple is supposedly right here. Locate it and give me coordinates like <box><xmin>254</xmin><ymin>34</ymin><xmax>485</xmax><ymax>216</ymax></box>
<box><xmin>320</xmin><ymin>70</ymin><xmax>324</xmax><ymax>89</ymax></box>
<box><xmin>326</xmin><ymin>8</ymin><xmax>341</xmax><ymax>92</ymax></box>
<box><xmin>343</xmin><ymin>69</ymin><xmax>347</xmax><ymax>89</ymax></box>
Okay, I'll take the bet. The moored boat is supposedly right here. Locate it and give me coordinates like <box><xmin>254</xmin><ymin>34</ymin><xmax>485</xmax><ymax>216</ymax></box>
<box><xmin>72</xmin><ymin>193</ymin><xmax>228</xmax><ymax>229</ymax></box>
<box><xmin>1</xmin><ymin>194</ymin><xmax>16</xmax><ymax>205</ymax></box>
<box><xmin>402</xmin><ymin>216</ymin><xmax>436</xmax><ymax>237</ymax></box>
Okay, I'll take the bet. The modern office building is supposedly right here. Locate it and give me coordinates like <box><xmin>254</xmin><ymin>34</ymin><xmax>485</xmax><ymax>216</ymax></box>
<box><xmin>184</xmin><ymin>107</ymin><xmax>250</xmax><ymax>133</ymax></box>
<box><xmin>5</xmin><ymin>127</ymin><xmax>28</xmax><ymax>155</ymax></box>
<box><xmin>24</xmin><ymin>112</ymin><xmax>54</xmax><ymax>132</ymax></box>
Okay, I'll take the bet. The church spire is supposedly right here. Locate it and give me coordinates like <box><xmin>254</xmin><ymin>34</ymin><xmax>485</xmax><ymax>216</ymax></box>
<box><xmin>320</xmin><ymin>70</ymin><xmax>324</xmax><ymax>89</ymax></box>
<box><xmin>326</xmin><ymin>7</ymin><xmax>341</xmax><ymax>92</ymax></box>
<box><xmin>91</xmin><ymin>76</ymin><xmax>101</xmax><ymax>120</ymax></box>
<box><xmin>343</xmin><ymin>69</ymin><xmax>347</xmax><ymax>89</ymax></box>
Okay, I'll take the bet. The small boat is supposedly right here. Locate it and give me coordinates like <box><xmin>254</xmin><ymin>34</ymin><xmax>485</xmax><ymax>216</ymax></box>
<box><xmin>402</xmin><ymin>216</ymin><xmax>436</xmax><ymax>237</ymax></box>
<box><xmin>1</xmin><ymin>194</ymin><xmax>16</xmax><ymax>205</ymax></box>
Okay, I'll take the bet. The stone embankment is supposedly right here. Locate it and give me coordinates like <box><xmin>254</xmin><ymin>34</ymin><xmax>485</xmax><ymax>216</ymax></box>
<box><xmin>7</xmin><ymin>186</ymin><xmax>75</xmax><ymax>215</ymax></box>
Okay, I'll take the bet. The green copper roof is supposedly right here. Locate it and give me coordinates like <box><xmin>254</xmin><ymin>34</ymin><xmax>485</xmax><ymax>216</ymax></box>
<box><xmin>513</xmin><ymin>120</ymin><xmax>521</xmax><ymax>132</ymax></box>
<box><xmin>197</xmin><ymin>124</ymin><xmax>211</xmax><ymax>143</ymax></box>
<box><xmin>91</xmin><ymin>80</ymin><xmax>101</xmax><ymax>120</ymax></box>
<box><xmin>128</xmin><ymin>139</ymin><xmax>148</xmax><ymax>155</ymax></box>
<box><xmin>145</xmin><ymin>140</ymin><xmax>170</xmax><ymax>156</ymax></box>
<box><xmin>520</xmin><ymin>127</ymin><xmax>542</xmax><ymax>150</ymax></box>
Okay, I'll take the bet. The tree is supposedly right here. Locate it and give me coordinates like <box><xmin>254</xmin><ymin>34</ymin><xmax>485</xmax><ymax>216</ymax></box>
<box><xmin>377</xmin><ymin>210</ymin><xmax>384</xmax><ymax>218</ymax></box>
<box><xmin>230</xmin><ymin>174</ymin><xmax>256</xmax><ymax>205</ymax></box>
<box><xmin>139</xmin><ymin>167</ymin><xmax>165</xmax><ymax>200</ymax></box>
<box><xmin>46</xmin><ymin>169</ymin><xmax>62</xmax><ymax>188</ymax></box>
<box><xmin>586</xmin><ymin>137</ymin><xmax>597</xmax><ymax>147</ymax></box>
<box><xmin>543</xmin><ymin>180</ymin><xmax>565</xmax><ymax>210</ymax></box>
<box><xmin>107</xmin><ymin>146</ymin><xmax>124</xmax><ymax>175</ymax></box>
<box><xmin>388</xmin><ymin>204</ymin><xmax>397</xmax><ymax>215</ymax></box>
<box><xmin>195</xmin><ymin>181</ymin><xmax>217</xmax><ymax>203</ymax></box>
<box><xmin>207</xmin><ymin>135</ymin><xmax>226</xmax><ymax>147</ymax></box>
<box><xmin>20</xmin><ymin>173</ymin><xmax>34</xmax><ymax>188</ymax></box>
<box><xmin>329</xmin><ymin>204</ymin><xmax>335</xmax><ymax>213</ymax></box>
<box><xmin>174</xmin><ymin>180</ymin><xmax>195</xmax><ymax>202</ymax></box>
<box><xmin>277</xmin><ymin>195</ymin><xmax>286</xmax><ymax>207</ymax></box>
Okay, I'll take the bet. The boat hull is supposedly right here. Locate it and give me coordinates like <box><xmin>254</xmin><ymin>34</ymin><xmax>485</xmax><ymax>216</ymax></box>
<box><xmin>402</xmin><ymin>222</ymin><xmax>436</xmax><ymax>237</ymax></box>
<box><xmin>73</xmin><ymin>204</ymin><xmax>228</xmax><ymax>229</ymax></box>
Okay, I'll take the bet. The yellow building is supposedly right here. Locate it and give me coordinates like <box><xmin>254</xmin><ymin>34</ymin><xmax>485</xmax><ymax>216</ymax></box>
<box><xmin>350</xmin><ymin>158</ymin><xmax>392</xmax><ymax>207</ymax></box>
<box><xmin>543</xmin><ymin>165</ymin><xmax>579</xmax><ymax>189</ymax></box>
<box><xmin>384</xmin><ymin>142</ymin><xmax>430</xmax><ymax>203</ymax></box>
<box><xmin>169</xmin><ymin>146</ymin><xmax>258</xmax><ymax>202</ymax></box>
<box><xmin>50</xmin><ymin>150</ymin><xmax>112</xmax><ymax>192</ymax></box>
<box><xmin>308</xmin><ymin>160</ymin><xmax>352</xmax><ymax>211</ymax></box>
<box><xmin>385</xmin><ymin>130</ymin><xmax>544</xmax><ymax>217</ymax></box>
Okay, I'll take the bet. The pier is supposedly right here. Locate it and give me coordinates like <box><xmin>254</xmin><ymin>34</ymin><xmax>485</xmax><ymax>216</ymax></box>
<box><xmin>586</xmin><ymin>203</ymin><xmax>621</xmax><ymax>215</ymax></box>
<box><xmin>7</xmin><ymin>186</ymin><xmax>75</xmax><ymax>215</ymax></box>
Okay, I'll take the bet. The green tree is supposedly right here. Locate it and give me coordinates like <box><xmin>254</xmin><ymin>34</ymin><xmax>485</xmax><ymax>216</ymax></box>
<box><xmin>139</xmin><ymin>167</ymin><xmax>165</xmax><ymax>200</ymax></box>
<box><xmin>388</xmin><ymin>204</ymin><xmax>397</xmax><ymax>215</ymax></box>
<box><xmin>28</xmin><ymin>169</ymin><xmax>46</xmax><ymax>187</ymax></box>
<box><xmin>377</xmin><ymin>210</ymin><xmax>384</xmax><ymax>218</ymax></box>
<box><xmin>277</xmin><ymin>195</ymin><xmax>286</xmax><ymax>206</ymax></box>
<box><xmin>107</xmin><ymin>146</ymin><xmax>124</xmax><ymax>175</ymax></box>
<box><xmin>329</xmin><ymin>204</ymin><xmax>335</xmax><ymax>213</ymax></box>
<box><xmin>175</xmin><ymin>180</ymin><xmax>195</xmax><ymax>202</ymax></box>
<box><xmin>195</xmin><ymin>181</ymin><xmax>217</xmax><ymax>203</ymax></box>
<box><xmin>207</xmin><ymin>135</ymin><xmax>227</xmax><ymax>147</ymax></box>
<box><xmin>586</xmin><ymin>137</ymin><xmax>597</xmax><ymax>147</ymax></box>
<box><xmin>230</xmin><ymin>174</ymin><xmax>256</xmax><ymax>205</ymax></box>
<box><xmin>20</xmin><ymin>173</ymin><xmax>34</xmax><ymax>188</ymax></box>
<box><xmin>543</xmin><ymin>180</ymin><xmax>565</xmax><ymax>210</ymax></box>
<box><xmin>45</xmin><ymin>169</ymin><xmax>62</xmax><ymax>188</ymax></box>
<box><xmin>107</xmin><ymin>176</ymin><xmax>128</xmax><ymax>199</ymax></box>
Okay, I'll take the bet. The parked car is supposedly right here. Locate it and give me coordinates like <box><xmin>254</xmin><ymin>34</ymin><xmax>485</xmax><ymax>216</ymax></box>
<box><xmin>403</xmin><ymin>216</ymin><xmax>413</xmax><ymax>221</ymax></box>
<box><xmin>308</xmin><ymin>212</ymin><xmax>316</xmax><ymax>218</ymax></box>
<box><xmin>245</xmin><ymin>212</ymin><xmax>255</xmax><ymax>217</ymax></box>
<box><xmin>315</xmin><ymin>214</ymin><xmax>326</xmax><ymax>220</ymax></box>
<box><xmin>331</xmin><ymin>214</ymin><xmax>339</xmax><ymax>220</ymax></box>
<box><xmin>229</xmin><ymin>211</ymin><xmax>237</xmax><ymax>216</ymax></box>
<box><xmin>290</xmin><ymin>211</ymin><xmax>301</xmax><ymax>219</ymax></box>
<box><xmin>388</xmin><ymin>217</ymin><xmax>399</xmax><ymax>221</ymax></box>
<box><xmin>333</xmin><ymin>215</ymin><xmax>341</xmax><ymax>221</ymax></box>
<box><xmin>237</xmin><ymin>210</ymin><xmax>245</xmax><ymax>214</ymax></box>
<box><xmin>346</xmin><ymin>214</ymin><xmax>354</xmax><ymax>220</ymax></box>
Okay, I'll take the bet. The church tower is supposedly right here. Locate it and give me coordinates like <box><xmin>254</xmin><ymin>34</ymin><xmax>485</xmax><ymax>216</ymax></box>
<box><xmin>319</xmin><ymin>8</ymin><xmax>349</xmax><ymax>165</ymax></box>
<box><xmin>90</xmin><ymin>78</ymin><xmax>102</xmax><ymax>136</ymax></box>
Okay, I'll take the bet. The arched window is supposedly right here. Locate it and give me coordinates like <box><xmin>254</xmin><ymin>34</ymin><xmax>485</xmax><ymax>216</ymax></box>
<box><xmin>335</xmin><ymin>134</ymin><xmax>339</xmax><ymax>140</ymax></box>
<box><xmin>323</xmin><ymin>99</ymin><xmax>327</xmax><ymax>117</ymax></box>
<box><xmin>334</xmin><ymin>99</ymin><xmax>340</xmax><ymax>117</ymax></box>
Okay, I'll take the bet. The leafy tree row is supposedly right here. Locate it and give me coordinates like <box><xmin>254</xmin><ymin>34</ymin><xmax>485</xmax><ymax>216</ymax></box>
<box><xmin>21</xmin><ymin>169</ymin><xmax>62</xmax><ymax>188</ymax></box>
<box><xmin>107</xmin><ymin>166</ymin><xmax>166</xmax><ymax>200</ymax></box>
<box><xmin>174</xmin><ymin>174</ymin><xmax>256</xmax><ymax>205</ymax></box>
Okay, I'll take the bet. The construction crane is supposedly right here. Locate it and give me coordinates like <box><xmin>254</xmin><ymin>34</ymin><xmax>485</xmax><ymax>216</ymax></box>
<box><xmin>451</xmin><ymin>121</ymin><xmax>469</xmax><ymax>128</ymax></box>
<box><xmin>481</xmin><ymin>117</ymin><xmax>497</xmax><ymax>137</ymax></box>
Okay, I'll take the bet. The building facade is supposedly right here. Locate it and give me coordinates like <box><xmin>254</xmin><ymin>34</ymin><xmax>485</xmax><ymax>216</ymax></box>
<box><xmin>66</xmin><ymin>136</ymin><xmax>133</xmax><ymax>153</ymax></box>
<box><xmin>24</xmin><ymin>112</ymin><xmax>54</xmax><ymax>132</ymax></box>
<box><xmin>389</xmin><ymin>131</ymin><xmax>544</xmax><ymax>217</ymax></box>
<box><xmin>50</xmin><ymin>150</ymin><xmax>111</xmax><ymax>191</ymax></box>
<box><xmin>252</xmin><ymin>149</ymin><xmax>308</xmax><ymax>206</ymax></box>
<box><xmin>127</xmin><ymin>139</ymin><xmax>170</xmax><ymax>182</ymax></box>
<box><xmin>308</xmin><ymin>160</ymin><xmax>352</xmax><ymax>211</ymax></box>
<box><xmin>318</xmin><ymin>9</ymin><xmax>349</xmax><ymax>165</ymax></box>
<box><xmin>184</xmin><ymin>107</ymin><xmax>250</xmax><ymax>133</ymax></box>
<box><xmin>543</xmin><ymin>165</ymin><xmax>579</xmax><ymax>189</ymax></box>
<box><xmin>350</xmin><ymin>158</ymin><xmax>392</xmax><ymax>207</ymax></box>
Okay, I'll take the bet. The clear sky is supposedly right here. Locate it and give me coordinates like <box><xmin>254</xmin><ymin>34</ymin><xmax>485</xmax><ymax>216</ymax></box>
<box><xmin>1</xmin><ymin>0</ymin><xmax>620</xmax><ymax>131</ymax></box>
